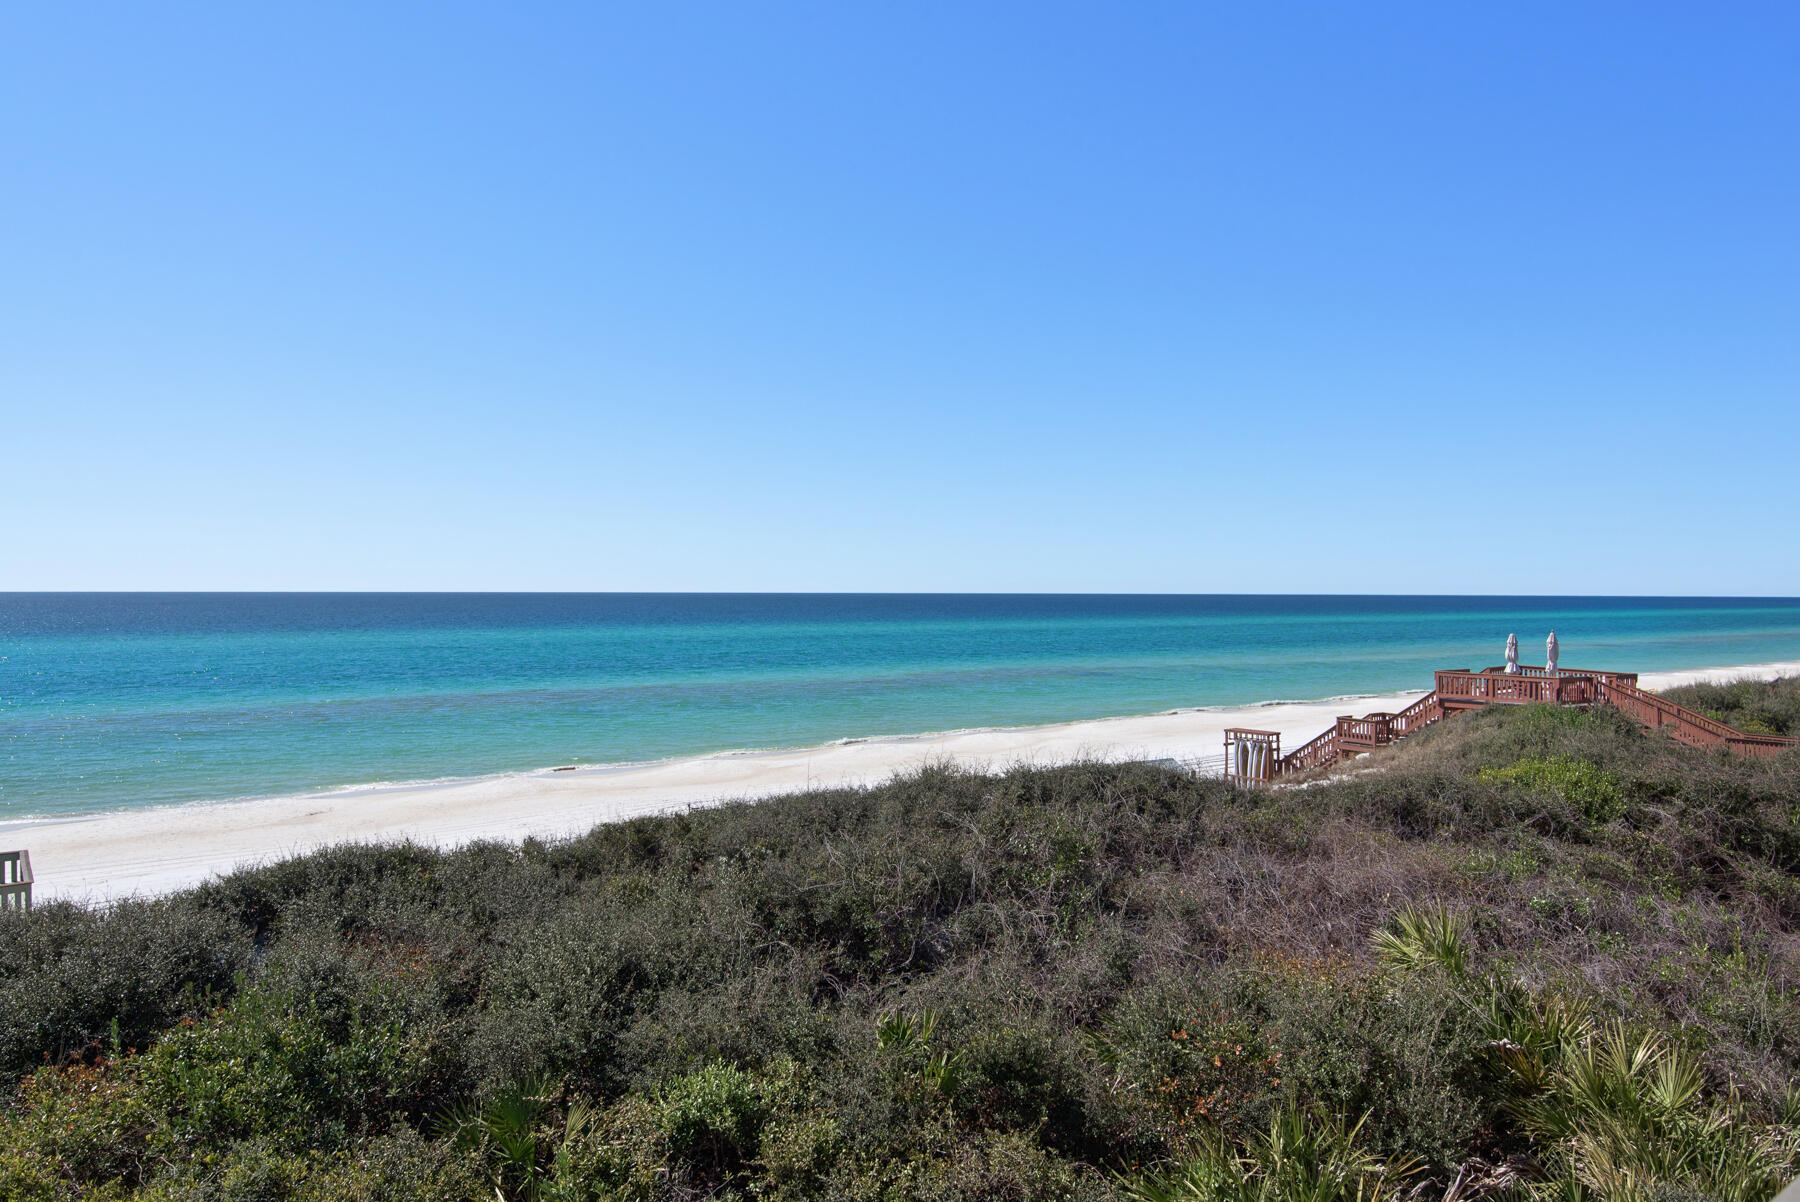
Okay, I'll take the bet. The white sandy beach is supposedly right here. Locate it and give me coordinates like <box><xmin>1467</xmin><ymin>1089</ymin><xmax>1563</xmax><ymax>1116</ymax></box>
<box><xmin>13</xmin><ymin>660</ymin><xmax>1800</xmax><ymax>904</ymax></box>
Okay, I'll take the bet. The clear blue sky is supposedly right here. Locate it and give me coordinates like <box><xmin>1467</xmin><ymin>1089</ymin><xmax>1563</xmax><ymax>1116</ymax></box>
<box><xmin>4</xmin><ymin>4</ymin><xmax>1796</xmax><ymax>593</ymax></box>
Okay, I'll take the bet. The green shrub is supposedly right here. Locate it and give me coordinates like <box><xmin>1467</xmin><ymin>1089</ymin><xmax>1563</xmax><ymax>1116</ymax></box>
<box><xmin>1479</xmin><ymin>754</ymin><xmax>1626</xmax><ymax>823</ymax></box>
<box><xmin>553</xmin><ymin>1093</ymin><xmax>665</xmax><ymax>1200</ymax></box>
<box><xmin>755</xmin><ymin>1109</ymin><xmax>843</xmax><ymax>1198</ymax></box>
<box><xmin>437</xmin><ymin>1077</ymin><xmax>617</xmax><ymax>1202</ymax></box>
<box><xmin>658</xmin><ymin>1058</ymin><xmax>792</xmax><ymax>1179</ymax></box>
<box><xmin>956</xmin><ymin>1024</ymin><xmax>1094</xmax><ymax>1152</ymax></box>
<box><xmin>912</xmin><ymin>1127</ymin><xmax>1097</xmax><ymax>1201</ymax></box>
<box><xmin>875</xmin><ymin>1009</ymin><xmax>964</xmax><ymax>1108</ymax></box>
<box><xmin>1094</xmin><ymin>979</ymin><xmax>1284</xmax><ymax>1147</ymax></box>
<box><xmin>141</xmin><ymin>981</ymin><xmax>439</xmax><ymax>1152</ymax></box>
<box><xmin>464</xmin><ymin>901</ymin><xmax>674</xmax><ymax>1093</ymax></box>
<box><xmin>0</xmin><ymin>1059</ymin><xmax>155</xmax><ymax>1198</ymax></box>
<box><xmin>1253</xmin><ymin>967</ymin><xmax>1491</xmax><ymax>1168</ymax></box>
<box><xmin>130</xmin><ymin>1130</ymin><xmax>484</xmax><ymax>1202</ymax></box>
<box><xmin>323</xmin><ymin>1132</ymin><xmax>485</xmax><ymax>1202</ymax></box>
<box><xmin>0</xmin><ymin>898</ymin><xmax>249</xmax><ymax>1081</ymax></box>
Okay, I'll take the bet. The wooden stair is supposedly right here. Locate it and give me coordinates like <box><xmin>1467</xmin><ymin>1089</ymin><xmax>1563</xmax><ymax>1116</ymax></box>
<box><xmin>1275</xmin><ymin>689</ymin><xmax>1443</xmax><ymax>775</ymax></box>
<box><xmin>1592</xmin><ymin>676</ymin><xmax>1798</xmax><ymax>758</ymax></box>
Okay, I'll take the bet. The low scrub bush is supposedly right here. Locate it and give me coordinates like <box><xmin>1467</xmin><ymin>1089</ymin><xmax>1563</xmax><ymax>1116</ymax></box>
<box><xmin>140</xmin><ymin>980</ymin><xmax>440</xmax><ymax>1152</ymax></box>
<box><xmin>0</xmin><ymin>897</ymin><xmax>249</xmax><ymax>1081</ymax></box>
<box><xmin>1478</xmin><ymin>753</ymin><xmax>1626</xmax><ymax>823</ymax></box>
<box><xmin>659</xmin><ymin>1059</ymin><xmax>791</xmax><ymax>1183</ymax></box>
<box><xmin>0</xmin><ymin>1059</ymin><xmax>157</xmax><ymax>1198</ymax></box>
<box><xmin>4</xmin><ymin>697</ymin><xmax>1800</xmax><ymax>1198</ymax></box>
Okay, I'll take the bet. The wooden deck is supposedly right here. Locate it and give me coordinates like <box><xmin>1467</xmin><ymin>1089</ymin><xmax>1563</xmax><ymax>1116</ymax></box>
<box><xmin>1222</xmin><ymin>666</ymin><xmax>1799</xmax><ymax>783</ymax></box>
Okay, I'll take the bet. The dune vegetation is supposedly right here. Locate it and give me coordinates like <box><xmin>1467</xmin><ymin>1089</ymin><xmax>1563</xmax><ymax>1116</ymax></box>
<box><xmin>5</xmin><ymin>690</ymin><xmax>1800</xmax><ymax>1200</ymax></box>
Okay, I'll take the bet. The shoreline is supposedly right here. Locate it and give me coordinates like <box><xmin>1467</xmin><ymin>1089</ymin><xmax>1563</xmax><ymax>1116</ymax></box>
<box><xmin>19</xmin><ymin>658</ymin><xmax>1800</xmax><ymax>903</ymax></box>
<box><xmin>0</xmin><ymin>687</ymin><xmax>1407</xmax><ymax>830</ymax></box>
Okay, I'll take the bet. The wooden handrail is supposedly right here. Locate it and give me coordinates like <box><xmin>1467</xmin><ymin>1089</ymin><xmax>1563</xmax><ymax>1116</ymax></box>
<box><xmin>1276</xmin><ymin>690</ymin><xmax>1442</xmax><ymax>777</ymax></box>
<box><xmin>1598</xmin><ymin>679</ymin><xmax>1736</xmax><ymax>738</ymax></box>
<box><xmin>1595</xmin><ymin>678</ymin><xmax>1799</xmax><ymax>757</ymax></box>
<box><xmin>1392</xmin><ymin>691</ymin><xmax>1441</xmax><ymax>735</ymax></box>
<box><xmin>1726</xmin><ymin>734</ymin><xmax>1800</xmax><ymax>756</ymax></box>
<box><xmin>1279</xmin><ymin>726</ymin><xmax>1341</xmax><ymax>774</ymax></box>
<box><xmin>1472</xmin><ymin>665</ymin><xmax>1638</xmax><ymax>689</ymax></box>
<box><xmin>1435</xmin><ymin>669</ymin><xmax>1614</xmax><ymax>708</ymax></box>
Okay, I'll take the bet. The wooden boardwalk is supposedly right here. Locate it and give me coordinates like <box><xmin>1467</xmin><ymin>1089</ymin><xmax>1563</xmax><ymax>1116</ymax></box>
<box><xmin>1226</xmin><ymin>666</ymin><xmax>1799</xmax><ymax>783</ymax></box>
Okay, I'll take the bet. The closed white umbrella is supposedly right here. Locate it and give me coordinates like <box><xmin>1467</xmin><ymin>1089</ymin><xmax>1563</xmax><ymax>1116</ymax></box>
<box><xmin>1546</xmin><ymin>630</ymin><xmax>1560</xmax><ymax>673</ymax></box>
<box><xmin>1505</xmin><ymin>633</ymin><xmax>1519</xmax><ymax>674</ymax></box>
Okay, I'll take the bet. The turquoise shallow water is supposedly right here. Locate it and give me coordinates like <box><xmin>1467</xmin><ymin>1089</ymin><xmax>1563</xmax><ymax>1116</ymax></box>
<box><xmin>4</xmin><ymin>594</ymin><xmax>1800</xmax><ymax>819</ymax></box>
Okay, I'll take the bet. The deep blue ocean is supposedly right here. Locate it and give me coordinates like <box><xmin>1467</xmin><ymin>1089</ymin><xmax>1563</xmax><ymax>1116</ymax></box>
<box><xmin>5</xmin><ymin>594</ymin><xmax>1800</xmax><ymax>820</ymax></box>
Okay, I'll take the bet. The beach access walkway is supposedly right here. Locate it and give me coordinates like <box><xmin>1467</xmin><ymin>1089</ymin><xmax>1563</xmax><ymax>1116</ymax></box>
<box><xmin>1225</xmin><ymin>666</ymin><xmax>1800</xmax><ymax>783</ymax></box>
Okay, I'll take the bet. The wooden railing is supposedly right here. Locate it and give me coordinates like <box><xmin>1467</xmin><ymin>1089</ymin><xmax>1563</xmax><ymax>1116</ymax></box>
<box><xmin>1392</xmin><ymin>690</ymin><xmax>1441</xmax><ymax>735</ymax></box>
<box><xmin>0</xmin><ymin>851</ymin><xmax>32</xmax><ymax>912</ymax></box>
<box><xmin>1484</xmin><ymin>665</ymin><xmax>1638</xmax><ymax>687</ymax></box>
<box><xmin>1275</xmin><ymin>690</ymin><xmax>1443</xmax><ymax>777</ymax></box>
<box><xmin>1337</xmin><ymin>713</ymin><xmax>1395</xmax><ymax>752</ymax></box>
<box><xmin>1724</xmin><ymin>732</ymin><xmax>1800</xmax><ymax>758</ymax></box>
<box><xmin>1439</xmin><ymin>671</ymin><xmax>1580</xmax><ymax>706</ymax></box>
<box><xmin>1595</xmin><ymin>678</ymin><xmax>1799</xmax><ymax>758</ymax></box>
<box><xmin>1278</xmin><ymin>725</ymin><xmax>1341</xmax><ymax>775</ymax></box>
